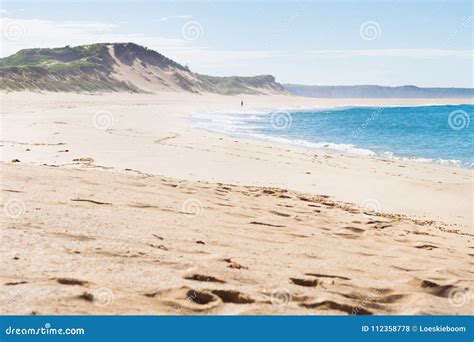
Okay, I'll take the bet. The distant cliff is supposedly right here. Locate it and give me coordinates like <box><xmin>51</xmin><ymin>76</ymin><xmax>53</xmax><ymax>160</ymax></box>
<box><xmin>283</xmin><ymin>84</ymin><xmax>474</xmax><ymax>98</ymax></box>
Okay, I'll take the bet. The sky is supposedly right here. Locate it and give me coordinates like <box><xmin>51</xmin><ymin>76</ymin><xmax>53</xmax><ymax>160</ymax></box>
<box><xmin>1</xmin><ymin>0</ymin><xmax>473</xmax><ymax>87</ymax></box>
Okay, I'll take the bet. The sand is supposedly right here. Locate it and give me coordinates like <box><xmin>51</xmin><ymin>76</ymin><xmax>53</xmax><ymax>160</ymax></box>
<box><xmin>1</xmin><ymin>92</ymin><xmax>473</xmax><ymax>315</ymax></box>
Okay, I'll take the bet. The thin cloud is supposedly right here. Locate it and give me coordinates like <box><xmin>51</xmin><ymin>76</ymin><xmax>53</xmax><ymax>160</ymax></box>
<box><xmin>153</xmin><ymin>15</ymin><xmax>193</xmax><ymax>23</ymax></box>
<box><xmin>2</xmin><ymin>16</ymin><xmax>471</xmax><ymax>86</ymax></box>
<box><xmin>0</xmin><ymin>17</ymin><xmax>275</xmax><ymax>71</ymax></box>
<box><xmin>309</xmin><ymin>49</ymin><xmax>473</xmax><ymax>59</ymax></box>
<box><xmin>0</xmin><ymin>17</ymin><xmax>187</xmax><ymax>57</ymax></box>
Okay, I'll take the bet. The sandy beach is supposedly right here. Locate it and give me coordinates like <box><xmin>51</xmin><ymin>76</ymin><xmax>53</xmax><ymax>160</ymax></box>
<box><xmin>1</xmin><ymin>92</ymin><xmax>473</xmax><ymax>315</ymax></box>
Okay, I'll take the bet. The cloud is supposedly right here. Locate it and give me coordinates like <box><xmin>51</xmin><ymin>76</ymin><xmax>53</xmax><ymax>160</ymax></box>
<box><xmin>0</xmin><ymin>16</ymin><xmax>274</xmax><ymax>71</ymax></box>
<box><xmin>153</xmin><ymin>15</ymin><xmax>193</xmax><ymax>23</ymax></box>
<box><xmin>171</xmin><ymin>48</ymin><xmax>278</xmax><ymax>71</ymax></box>
<box><xmin>2</xmin><ymin>15</ymin><xmax>471</xmax><ymax>83</ymax></box>
<box><xmin>308</xmin><ymin>49</ymin><xmax>473</xmax><ymax>59</ymax></box>
<box><xmin>0</xmin><ymin>17</ymin><xmax>187</xmax><ymax>57</ymax></box>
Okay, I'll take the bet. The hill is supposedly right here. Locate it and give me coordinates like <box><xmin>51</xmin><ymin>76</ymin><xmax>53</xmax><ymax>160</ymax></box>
<box><xmin>0</xmin><ymin>43</ymin><xmax>286</xmax><ymax>95</ymax></box>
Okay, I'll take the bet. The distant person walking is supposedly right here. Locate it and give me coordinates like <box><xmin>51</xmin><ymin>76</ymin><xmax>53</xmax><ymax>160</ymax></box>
<box><xmin>241</xmin><ymin>100</ymin><xmax>244</xmax><ymax>107</ymax></box>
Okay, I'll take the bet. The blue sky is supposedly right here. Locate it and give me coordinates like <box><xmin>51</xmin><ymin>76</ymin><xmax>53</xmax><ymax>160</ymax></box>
<box><xmin>1</xmin><ymin>0</ymin><xmax>473</xmax><ymax>87</ymax></box>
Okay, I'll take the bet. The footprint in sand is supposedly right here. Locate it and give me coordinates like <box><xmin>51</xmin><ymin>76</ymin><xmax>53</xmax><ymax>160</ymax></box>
<box><xmin>222</xmin><ymin>258</ymin><xmax>248</xmax><ymax>270</ymax></box>
<box><xmin>5</xmin><ymin>281</ymin><xmax>28</xmax><ymax>286</ymax></box>
<box><xmin>72</xmin><ymin>157</ymin><xmax>94</xmax><ymax>164</ymax></box>
<box><xmin>304</xmin><ymin>273</ymin><xmax>350</xmax><ymax>281</ymax></box>
<box><xmin>341</xmin><ymin>226</ymin><xmax>366</xmax><ymax>234</ymax></box>
<box><xmin>56</xmin><ymin>278</ymin><xmax>89</xmax><ymax>286</ymax></box>
<box><xmin>187</xmin><ymin>290</ymin><xmax>217</xmax><ymax>305</ymax></box>
<box><xmin>419</xmin><ymin>280</ymin><xmax>468</xmax><ymax>298</ymax></box>
<box><xmin>290</xmin><ymin>278</ymin><xmax>318</xmax><ymax>287</ymax></box>
<box><xmin>143</xmin><ymin>287</ymin><xmax>255</xmax><ymax>312</ymax></box>
<box><xmin>413</xmin><ymin>243</ymin><xmax>439</xmax><ymax>250</ymax></box>
<box><xmin>300</xmin><ymin>300</ymin><xmax>373</xmax><ymax>315</ymax></box>
<box><xmin>184</xmin><ymin>274</ymin><xmax>226</xmax><ymax>284</ymax></box>
<box><xmin>249</xmin><ymin>221</ymin><xmax>285</xmax><ymax>228</ymax></box>
<box><xmin>270</xmin><ymin>211</ymin><xmax>291</xmax><ymax>217</ymax></box>
<box><xmin>211</xmin><ymin>290</ymin><xmax>254</xmax><ymax>304</ymax></box>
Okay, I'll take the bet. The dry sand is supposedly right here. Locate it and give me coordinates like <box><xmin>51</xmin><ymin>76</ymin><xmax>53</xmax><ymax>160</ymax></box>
<box><xmin>1</xmin><ymin>92</ymin><xmax>473</xmax><ymax>315</ymax></box>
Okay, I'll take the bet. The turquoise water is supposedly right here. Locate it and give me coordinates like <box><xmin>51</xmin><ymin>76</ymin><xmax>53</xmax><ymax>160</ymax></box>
<box><xmin>191</xmin><ymin>104</ymin><xmax>473</xmax><ymax>168</ymax></box>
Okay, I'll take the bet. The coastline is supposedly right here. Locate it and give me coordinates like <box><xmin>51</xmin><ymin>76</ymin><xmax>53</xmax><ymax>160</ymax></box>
<box><xmin>2</xmin><ymin>92</ymin><xmax>472</xmax><ymax>228</ymax></box>
<box><xmin>1</xmin><ymin>91</ymin><xmax>473</xmax><ymax>314</ymax></box>
<box><xmin>189</xmin><ymin>104</ymin><xmax>473</xmax><ymax>169</ymax></box>
<box><xmin>190</xmin><ymin>115</ymin><xmax>473</xmax><ymax>170</ymax></box>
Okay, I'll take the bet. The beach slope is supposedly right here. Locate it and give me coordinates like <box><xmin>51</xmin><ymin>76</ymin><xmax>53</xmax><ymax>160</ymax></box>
<box><xmin>1</xmin><ymin>162</ymin><xmax>472</xmax><ymax>315</ymax></box>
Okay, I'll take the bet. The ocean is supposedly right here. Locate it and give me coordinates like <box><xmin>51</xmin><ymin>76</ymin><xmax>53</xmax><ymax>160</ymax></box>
<box><xmin>191</xmin><ymin>104</ymin><xmax>473</xmax><ymax>168</ymax></box>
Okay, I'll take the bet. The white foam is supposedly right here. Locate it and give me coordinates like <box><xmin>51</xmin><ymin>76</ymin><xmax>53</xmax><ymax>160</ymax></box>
<box><xmin>190</xmin><ymin>107</ymin><xmax>473</xmax><ymax>169</ymax></box>
<box><xmin>243</xmin><ymin>133</ymin><xmax>376</xmax><ymax>156</ymax></box>
<box><xmin>380</xmin><ymin>152</ymin><xmax>472</xmax><ymax>168</ymax></box>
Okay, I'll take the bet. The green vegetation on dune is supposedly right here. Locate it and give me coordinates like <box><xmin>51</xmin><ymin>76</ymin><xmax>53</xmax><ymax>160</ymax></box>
<box><xmin>197</xmin><ymin>74</ymin><xmax>285</xmax><ymax>95</ymax></box>
<box><xmin>0</xmin><ymin>65</ymin><xmax>139</xmax><ymax>92</ymax></box>
<box><xmin>0</xmin><ymin>44</ymin><xmax>130</xmax><ymax>92</ymax></box>
<box><xmin>0</xmin><ymin>44</ymin><xmax>108</xmax><ymax>67</ymax></box>
<box><xmin>0</xmin><ymin>42</ymin><xmax>285</xmax><ymax>94</ymax></box>
<box><xmin>0</xmin><ymin>51</ymin><xmax>52</xmax><ymax>67</ymax></box>
<box><xmin>47</xmin><ymin>61</ymin><xmax>97</xmax><ymax>74</ymax></box>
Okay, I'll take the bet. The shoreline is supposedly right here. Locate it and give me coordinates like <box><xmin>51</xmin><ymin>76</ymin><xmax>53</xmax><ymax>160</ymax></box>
<box><xmin>2</xmin><ymin>91</ymin><xmax>472</xmax><ymax>229</ymax></box>
<box><xmin>189</xmin><ymin>122</ymin><xmax>473</xmax><ymax>171</ymax></box>
<box><xmin>1</xmin><ymin>91</ymin><xmax>473</xmax><ymax>315</ymax></box>
<box><xmin>188</xmin><ymin>104</ymin><xmax>474</xmax><ymax>170</ymax></box>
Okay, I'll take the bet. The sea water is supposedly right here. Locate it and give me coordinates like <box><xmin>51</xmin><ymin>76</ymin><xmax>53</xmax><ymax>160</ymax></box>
<box><xmin>191</xmin><ymin>104</ymin><xmax>473</xmax><ymax>168</ymax></box>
